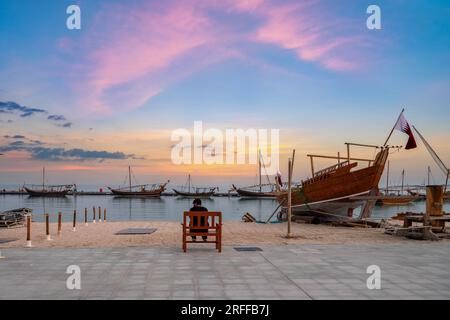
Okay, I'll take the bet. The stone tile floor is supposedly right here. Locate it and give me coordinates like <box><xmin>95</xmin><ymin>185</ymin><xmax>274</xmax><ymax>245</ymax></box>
<box><xmin>1</xmin><ymin>243</ymin><xmax>449</xmax><ymax>300</ymax></box>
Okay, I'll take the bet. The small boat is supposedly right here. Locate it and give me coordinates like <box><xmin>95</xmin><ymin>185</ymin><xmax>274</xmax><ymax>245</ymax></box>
<box><xmin>232</xmin><ymin>150</ymin><xmax>284</xmax><ymax>198</ymax></box>
<box><xmin>24</xmin><ymin>167</ymin><xmax>74</xmax><ymax>197</ymax></box>
<box><xmin>232</xmin><ymin>183</ymin><xmax>284</xmax><ymax>198</ymax></box>
<box><xmin>108</xmin><ymin>166</ymin><xmax>168</xmax><ymax>197</ymax></box>
<box><xmin>172</xmin><ymin>174</ymin><xmax>217</xmax><ymax>198</ymax></box>
<box><xmin>0</xmin><ymin>208</ymin><xmax>32</xmax><ymax>228</ymax></box>
<box><xmin>379</xmin><ymin>195</ymin><xmax>421</xmax><ymax>205</ymax></box>
<box><xmin>380</xmin><ymin>165</ymin><xmax>420</xmax><ymax>205</ymax></box>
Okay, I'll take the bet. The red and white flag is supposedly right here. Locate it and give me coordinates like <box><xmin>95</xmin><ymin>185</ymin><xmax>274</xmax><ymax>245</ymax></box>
<box><xmin>394</xmin><ymin>113</ymin><xmax>417</xmax><ymax>150</ymax></box>
<box><xmin>276</xmin><ymin>171</ymin><xmax>283</xmax><ymax>186</ymax></box>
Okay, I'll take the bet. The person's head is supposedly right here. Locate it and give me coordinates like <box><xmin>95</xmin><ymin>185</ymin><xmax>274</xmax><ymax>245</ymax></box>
<box><xmin>193</xmin><ymin>198</ymin><xmax>202</xmax><ymax>207</ymax></box>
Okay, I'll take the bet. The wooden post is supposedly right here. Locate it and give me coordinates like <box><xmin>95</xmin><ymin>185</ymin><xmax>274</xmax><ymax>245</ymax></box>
<box><xmin>93</xmin><ymin>206</ymin><xmax>96</xmax><ymax>223</ymax></box>
<box><xmin>347</xmin><ymin>143</ymin><xmax>350</xmax><ymax>163</ymax></box>
<box><xmin>72</xmin><ymin>210</ymin><xmax>77</xmax><ymax>231</ymax></box>
<box><xmin>57</xmin><ymin>212</ymin><xmax>62</xmax><ymax>236</ymax></box>
<box><xmin>98</xmin><ymin>206</ymin><xmax>102</xmax><ymax>222</ymax></box>
<box><xmin>425</xmin><ymin>185</ymin><xmax>444</xmax><ymax>229</ymax></box>
<box><xmin>386</xmin><ymin>160</ymin><xmax>390</xmax><ymax>194</ymax></box>
<box><xmin>45</xmin><ymin>214</ymin><xmax>52</xmax><ymax>241</ymax></box>
<box><xmin>337</xmin><ymin>152</ymin><xmax>340</xmax><ymax>164</ymax></box>
<box><xmin>309</xmin><ymin>156</ymin><xmax>314</xmax><ymax>178</ymax></box>
<box><xmin>26</xmin><ymin>215</ymin><xmax>32</xmax><ymax>247</ymax></box>
<box><xmin>103</xmin><ymin>208</ymin><xmax>107</xmax><ymax>222</ymax></box>
<box><xmin>84</xmin><ymin>208</ymin><xmax>88</xmax><ymax>226</ymax></box>
<box><xmin>287</xmin><ymin>158</ymin><xmax>292</xmax><ymax>238</ymax></box>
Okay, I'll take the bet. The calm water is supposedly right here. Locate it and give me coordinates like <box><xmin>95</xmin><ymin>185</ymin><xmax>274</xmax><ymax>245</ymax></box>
<box><xmin>1</xmin><ymin>194</ymin><xmax>449</xmax><ymax>222</ymax></box>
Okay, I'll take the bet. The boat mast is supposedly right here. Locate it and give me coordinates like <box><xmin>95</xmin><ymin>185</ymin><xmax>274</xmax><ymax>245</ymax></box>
<box><xmin>383</xmin><ymin>108</ymin><xmax>404</xmax><ymax>147</ymax></box>
<box><xmin>188</xmin><ymin>174</ymin><xmax>191</xmax><ymax>193</ymax></box>
<box><xmin>401</xmin><ymin>169</ymin><xmax>405</xmax><ymax>194</ymax></box>
<box><xmin>386</xmin><ymin>160</ymin><xmax>390</xmax><ymax>194</ymax></box>
<box><xmin>258</xmin><ymin>149</ymin><xmax>262</xmax><ymax>192</ymax></box>
<box><xmin>42</xmin><ymin>167</ymin><xmax>45</xmax><ymax>190</ymax></box>
<box><xmin>427</xmin><ymin>166</ymin><xmax>431</xmax><ymax>185</ymax></box>
<box><xmin>413</xmin><ymin>126</ymin><xmax>449</xmax><ymax>191</ymax></box>
<box><xmin>128</xmin><ymin>166</ymin><xmax>132</xmax><ymax>191</ymax></box>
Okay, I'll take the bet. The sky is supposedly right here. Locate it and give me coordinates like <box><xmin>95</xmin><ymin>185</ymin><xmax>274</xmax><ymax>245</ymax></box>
<box><xmin>0</xmin><ymin>0</ymin><xmax>449</xmax><ymax>188</ymax></box>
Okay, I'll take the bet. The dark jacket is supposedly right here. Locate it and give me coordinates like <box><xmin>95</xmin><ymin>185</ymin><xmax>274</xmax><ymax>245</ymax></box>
<box><xmin>189</xmin><ymin>206</ymin><xmax>208</xmax><ymax>228</ymax></box>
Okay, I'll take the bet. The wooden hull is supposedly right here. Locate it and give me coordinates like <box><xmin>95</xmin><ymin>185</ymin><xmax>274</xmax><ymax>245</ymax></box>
<box><xmin>109</xmin><ymin>187</ymin><xmax>164</xmax><ymax>197</ymax></box>
<box><xmin>278</xmin><ymin>149</ymin><xmax>389</xmax><ymax>215</ymax></box>
<box><xmin>24</xmin><ymin>187</ymin><xmax>69</xmax><ymax>197</ymax></box>
<box><xmin>173</xmin><ymin>189</ymin><xmax>215</xmax><ymax>198</ymax></box>
<box><xmin>234</xmin><ymin>188</ymin><xmax>284</xmax><ymax>198</ymax></box>
<box><xmin>380</xmin><ymin>195</ymin><xmax>420</xmax><ymax>205</ymax></box>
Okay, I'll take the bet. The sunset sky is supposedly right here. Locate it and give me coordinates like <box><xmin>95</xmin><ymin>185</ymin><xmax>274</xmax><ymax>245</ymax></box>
<box><xmin>1</xmin><ymin>0</ymin><xmax>449</xmax><ymax>188</ymax></box>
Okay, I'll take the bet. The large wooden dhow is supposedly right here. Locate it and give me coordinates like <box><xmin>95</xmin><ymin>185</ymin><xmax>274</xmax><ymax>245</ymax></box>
<box><xmin>278</xmin><ymin>110</ymin><xmax>421</xmax><ymax>219</ymax></box>
<box><xmin>278</xmin><ymin>143</ymin><xmax>389</xmax><ymax>217</ymax></box>
<box><xmin>108</xmin><ymin>166</ymin><xmax>168</xmax><ymax>197</ymax></box>
<box><xmin>172</xmin><ymin>175</ymin><xmax>217</xmax><ymax>198</ymax></box>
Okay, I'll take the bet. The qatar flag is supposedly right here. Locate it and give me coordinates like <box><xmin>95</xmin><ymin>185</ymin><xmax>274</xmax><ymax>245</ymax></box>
<box><xmin>394</xmin><ymin>113</ymin><xmax>417</xmax><ymax>149</ymax></box>
<box><xmin>276</xmin><ymin>171</ymin><xmax>283</xmax><ymax>186</ymax></box>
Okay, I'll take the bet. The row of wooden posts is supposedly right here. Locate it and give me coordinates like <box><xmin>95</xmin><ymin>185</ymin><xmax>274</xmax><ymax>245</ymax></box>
<box><xmin>26</xmin><ymin>206</ymin><xmax>107</xmax><ymax>247</ymax></box>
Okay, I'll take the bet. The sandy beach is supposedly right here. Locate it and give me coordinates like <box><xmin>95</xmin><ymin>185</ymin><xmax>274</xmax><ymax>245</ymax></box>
<box><xmin>0</xmin><ymin>220</ymin><xmax>421</xmax><ymax>249</ymax></box>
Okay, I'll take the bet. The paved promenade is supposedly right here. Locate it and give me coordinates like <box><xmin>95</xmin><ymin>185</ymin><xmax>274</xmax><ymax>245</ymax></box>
<box><xmin>1</xmin><ymin>243</ymin><xmax>449</xmax><ymax>300</ymax></box>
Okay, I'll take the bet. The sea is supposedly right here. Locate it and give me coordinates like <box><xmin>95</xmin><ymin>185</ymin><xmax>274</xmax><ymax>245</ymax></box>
<box><xmin>1</xmin><ymin>183</ymin><xmax>449</xmax><ymax>222</ymax></box>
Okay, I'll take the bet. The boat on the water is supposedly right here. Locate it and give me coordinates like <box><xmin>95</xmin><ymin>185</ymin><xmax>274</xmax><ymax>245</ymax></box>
<box><xmin>108</xmin><ymin>166</ymin><xmax>168</xmax><ymax>197</ymax></box>
<box><xmin>172</xmin><ymin>175</ymin><xmax>217</xmax><ymax>198</ymax></box>
<box><xmin>23</xmin><ymin>167</ymin><xmax>74</xmax><ymax>197</ymax></box>
<box><xmin>232</xmin><ymin>150</ymin><xmax>285</xmax><ymax>198</ymax></box>
<box><xmin>379</xmin><ymin>164</ymin><xmax>421</xmax><ymax>205</ymax></box>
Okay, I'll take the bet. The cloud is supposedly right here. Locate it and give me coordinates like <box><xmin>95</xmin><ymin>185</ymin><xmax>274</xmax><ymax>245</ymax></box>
<box><xmin>1</xmin><ymin>101</ymin><xmax>73</xmax><ymax>128</ymax></box>
<box><xmin>57</xmin><ymin>122</ymin><xmax>72</xmax><ymax>128</ymax></box>
<box><xmin>48</xmin><ymin>115</ymin><xmax>67</xmax><ymax>121</ymax></box>
<box><xmin>57</xmin><ymin>0</ymin><xmax>371</xmax><ymax>115</ymax></box>
<box><xmin>0</xmin><ymin>141</ymin><xmax>139</xmax><ymax>162</ymax></box>
<box><xmin>0</xmin><ymin>101</ymin><xmax>47</xmax><ymax>117</ymax></box>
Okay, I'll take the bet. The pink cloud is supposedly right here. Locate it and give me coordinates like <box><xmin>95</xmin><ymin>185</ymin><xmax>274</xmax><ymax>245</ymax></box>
<box><xmin>59</xmin><ymin>0</ymin><xmax>372</xmax><ymax>115</ymax></box>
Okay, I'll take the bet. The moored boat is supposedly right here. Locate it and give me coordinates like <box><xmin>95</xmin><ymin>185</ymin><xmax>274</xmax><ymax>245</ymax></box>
<box><xmin>23</xmin><ymin>167</ymin><xmax>74</xmax><ymax>197</ymax></box>
<box><xmin>232</xmin><ymin>150</ymin><xmax>285</xmax><ymax>198</ymax></box>
<box><xmin>107</xmin><ymin>166</ymin><xmax>168</xmax><ymax>197</ymax></box>
<box><xmin>379</xmin><ymin>164</ymin><xmax>421</xmax><ymax>205</ymax></box>
<box><xmin>172</xmin><ymin>174</ymin><xmax>217</xmax><ymax>198</ymax></box>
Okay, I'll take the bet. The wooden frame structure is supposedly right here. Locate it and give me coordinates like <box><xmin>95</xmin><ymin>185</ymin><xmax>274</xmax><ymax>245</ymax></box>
<box><xmin>182</xmin><ymin>211</ymin><xmax>222</xmax><ymax>252</ymax></box>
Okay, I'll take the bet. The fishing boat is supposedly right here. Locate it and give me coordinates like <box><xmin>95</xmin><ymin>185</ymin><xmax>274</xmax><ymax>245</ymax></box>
<box><xmin>172</xmin><ymin>174</ymin><xmax>217</xmax><ymax>198</ymax></box>
<box><xmin>232</xmin><ymin>150</ymin><xmax>284</xmax><ymax>198</ymax></box>
<box><xmin>23</xmin><ymin>168</ymin><xmax>74</xmax><ymax>197</ymax></box>
<box><xmin>379</xmin><ymin>163</ymin><xmax>420</xmax><ymax>205</ymax></box>
<box><xmin>108</xmin><ymin>166</ymin><xmax>168</xmax><ymax>197</ymax></box>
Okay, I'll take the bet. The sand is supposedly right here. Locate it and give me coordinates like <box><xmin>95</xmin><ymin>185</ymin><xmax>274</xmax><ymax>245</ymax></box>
<box><xmin>0</xmin><ymin>220</ymin><xmax>417</xmax><ymax>249</ymax></box>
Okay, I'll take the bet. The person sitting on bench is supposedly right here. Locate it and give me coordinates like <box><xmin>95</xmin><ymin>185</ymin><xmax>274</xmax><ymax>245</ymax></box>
<box><xmin>189</xmin><ymin>198</ymin><xmax>208</xmax><ymax>241</ymax></box>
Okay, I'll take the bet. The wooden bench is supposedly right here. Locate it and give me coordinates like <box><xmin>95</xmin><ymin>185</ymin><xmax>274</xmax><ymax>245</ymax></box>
<box><xmin>182</xmin><ymin>211</ymin><xmax>222</xmax><ymax>252</ymax></box>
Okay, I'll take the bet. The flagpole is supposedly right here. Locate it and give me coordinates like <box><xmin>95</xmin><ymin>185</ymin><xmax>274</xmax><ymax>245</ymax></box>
<box><xmin>383</xmin><ymin>108</ymin><xmax>405</xmax><ymax>147</ymax></box>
